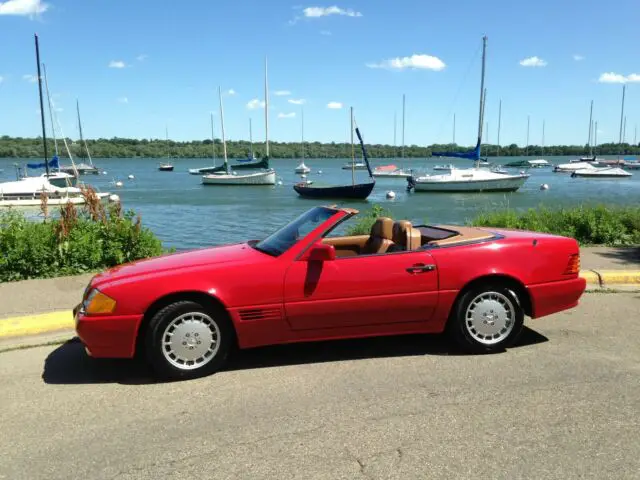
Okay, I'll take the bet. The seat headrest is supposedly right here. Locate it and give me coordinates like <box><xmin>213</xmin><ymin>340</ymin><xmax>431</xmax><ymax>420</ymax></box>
<box><xmin>407</xmin><ymin>227</ymin><xmax>422</xmax><ymax>250</ymax></box>
<box><xmin>392</xmin><ymin>220</ymin><xmax>412</xmax><ymax>246</ymax></box>
<box><xmin>370</xmin><ymin>217</ymin><xmax>394</xmax><ymax>240</ymax></box>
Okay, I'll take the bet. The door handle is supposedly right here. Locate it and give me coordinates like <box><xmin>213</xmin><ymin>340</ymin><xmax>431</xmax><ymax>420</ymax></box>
<box><xmin>406</xmin><ymin>263</ymin><xmax>436</xmax><ymax>273</ymax></box>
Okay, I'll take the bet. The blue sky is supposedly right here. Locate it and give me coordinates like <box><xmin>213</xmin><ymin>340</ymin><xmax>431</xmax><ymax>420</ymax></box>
<box><xmin>0</xmin><ymin>0</ymin><xmax>638</xmax><ymax>147</ymax></box>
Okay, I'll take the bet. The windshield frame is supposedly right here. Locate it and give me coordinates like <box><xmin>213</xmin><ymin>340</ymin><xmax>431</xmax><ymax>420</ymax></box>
<box><xmin>251</xmin><ymin>206</ymin><xmax>338</xmax><ymax>257</ymax></box>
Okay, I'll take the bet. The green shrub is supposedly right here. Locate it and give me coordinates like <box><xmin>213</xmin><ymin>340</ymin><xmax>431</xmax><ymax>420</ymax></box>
<box><xmin>346</xmin><ymin>204</ymin><xmax>393</xmax><ymax>235</ymax></box>
<box><xmin>470</xmin><ymin>204</ymin><xmax>640</xmax><ymax>246</ymax></box>
<box><xmin>0</xmin><ymin>198</ymin><xmax>168</xmax><ymax>282</ymax></box>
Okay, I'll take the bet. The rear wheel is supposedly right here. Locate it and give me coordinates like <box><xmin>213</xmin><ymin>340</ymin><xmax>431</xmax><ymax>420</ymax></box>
<box><xmin>145</xmin><ymin>300</ymin><xmax>233</xmax><ymax>380</ymax></box>
<box><xmin>447</xmin><ymin>283</ymin><xmax>524</xmax><ymax>353</ymax></box>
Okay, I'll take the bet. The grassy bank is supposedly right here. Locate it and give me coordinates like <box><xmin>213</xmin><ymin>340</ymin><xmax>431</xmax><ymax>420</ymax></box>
<box><xmin>348</xmin><ymin>204</ymin><xmax>640</xmax><ymax>246</ymax></box>
<box><xmin>0</xmin><ymin>187</ymin><xmax>169</xmax><ymax>282</ymax></box>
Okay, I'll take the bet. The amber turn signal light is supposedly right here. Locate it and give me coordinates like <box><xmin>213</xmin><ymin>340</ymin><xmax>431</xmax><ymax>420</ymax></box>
<box><xmin>563</xmin><ymin>253</ymin><xmax>580</xmax><ymax>275</ymax></box>
<box><xmin>85</xmin><ymin>290</ymin><xmax>117</xmax><ymax>314</ymax></box>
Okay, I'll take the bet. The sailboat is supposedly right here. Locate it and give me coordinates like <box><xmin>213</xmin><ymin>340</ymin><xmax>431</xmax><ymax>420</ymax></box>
<box><xmin>236</xmin><ymin>119</ymin><xmax>258</xmax><ymax>163</ymax></box>
<box><xmin>57</xmin><ymin>101</ymin><xmax>100</xmax><ymax>175</ymax></box>
<box><xmin>554</xmin><ymin>101</ymin><xmax>602</xmax><ymax>172</ymax></box>
<box><xmin>295</xmin><ymin>108</ymin><xmax>311</xmax><ymax>174</ymax></box>
<box><xmin>158</xmin><ymin>126</ymin><xmax>174</xmax><ymax>171</ymax></box>
<box><xmin>293</xmin><ymin>107</ymin><xmax>375</xmax><ymax>199</ymax></box>
<box><xmin>1</xmin><ymin>34</ymin><xmax>110</xmax><ymax>207</ymax></box>
<box><xmin>407</xmin><ymin>36</ymin><xmax>529</xmax><ymax>193</ymax></box>
<box><xmin>373</xmin><ymin>98</ymin><xmax>412</xmax><ymax>178</ymax></box>
<box><xmin>202</xmin><ymin>62</ymin><xmax>276</xmax><ymax>186</ymax></box>
<box><xmin>189</xmin><ymin>113</ymin><xmax>219</xmax><ymax>175</ymax></box>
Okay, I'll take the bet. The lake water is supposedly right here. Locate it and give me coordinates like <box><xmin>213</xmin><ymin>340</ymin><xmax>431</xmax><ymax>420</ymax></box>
<box><xmin>2</xmin><ymin>155</ymin><xmax>639</xmax><ymax>250</ymax></box>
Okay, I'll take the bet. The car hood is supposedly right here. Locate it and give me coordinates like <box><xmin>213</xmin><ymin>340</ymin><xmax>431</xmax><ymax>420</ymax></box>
<box><xmin>90</xmin><ymin>242</ymin><xmax>261</xmax><ymax>289</ymax></box>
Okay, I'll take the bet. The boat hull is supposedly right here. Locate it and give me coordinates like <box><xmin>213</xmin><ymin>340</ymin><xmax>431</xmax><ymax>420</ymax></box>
<box><xmin>0</xmin><ymin>192</ymin><xmax>110</xmax><ymax>208</ymax></box>
<box><xmin>372</xmin><ymin>171</ymin><xmax>412</xmax><ymax>178</ymax></box>
<box><xmin>293</xmin><ymin>182</ymin><xmax>375</xmax><ymax>199</ymax></box>
<box><xmin>202</xmin><ymin>170</ymin><xmax>276</xmax><ymax>185</ymax></box>
<box><xmin>412</xmin><ymin>175</ymin><xmax>529</xmax><ymax>192</ymax></box>
<box><xmin>189</xmin><ymin>166</ymin><xmax>220</xmax><ymax>175</ymax></box>
<box><xmin>571</xmin><ymin>168</ymin><xmax>632</xmax><ymax>178</ymax></box>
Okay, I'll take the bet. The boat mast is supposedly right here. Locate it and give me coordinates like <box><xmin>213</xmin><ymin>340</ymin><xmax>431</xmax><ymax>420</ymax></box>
<box><xmin>218</xmin><ymin>86</ymin><xmax>229</xmax><ymax>174</ymax></box>
<box><xmin>587</xmin><ymin>100</ymin><xmax>593</xmax><ymax>157</ymax></box>
<box><xmin>34</xmin><ymin>33</ymin><xmax>49</xmax><ymax>177</ymax></box>
<box><xmin>210</xmin><ymin>112</ymin><xmax>216</xmax><ymax>167</ymax></box>
<box><xmin>541</xmin><ymin>120</ymin><xmax>545</xmax><ymax>156</ymax></box>
<box><xmin>496</xmin><ymin>99</ymin><xmax>502</xmax><ymax>157</ymax></box>
<box><xmin>301</xmin><ymin>107</ymin><xmax>305</xmax><ymax>160</ymax></box>
<box><xmin>42</xmin><ymin>63</ymin><xmax>58</xmax><ymax>158</ymax></box>
<box><xmin>401</xmin><ymin>93</ymin><xmax>405</xmax><ymax>160</ymax></box>
<box><xmin>249</xmin><ymin>118</ymin><xmax>254</xmax><ymax>158</ymax></box>
<box><xmin>594</xmin><ymin>121</ymin><xmax>598</xmax><ymax>156</ymax></box>
<box><xmin>476</xmin><ymin>36</ymin><xmax>487</xmax><ymax>164</ymax></box>
<box><xmin>393</xmin><ymin>111</ymin><xmax>397</xmax><ymax>158</ymax></box>
<box><xmin>350</xmin><ymin>106</ymin><xmax>355</xmax><ymax>186</ymax></box>
<box><xmin>479</xmin><ymin>88</ymin><xmax>486</xmax><ymax>159</ymax></box>
<box><xmin>264</xmin><ymin>56</ymin><xmax>269</xmax><ymax>158</ymax></box>
<box><xmin>525</xmin><ymin>115</ymin><xmax>530</xmax><ymax>156</ymax></box>
<box><xmin>77</xmin><ymin>100</ymin><xmax>93</xmax><ymax>166</ymax></box>
<box><xmin>618</xmin><ymin>85</ymin><xmax>626</xmax><ymax>160</ymax></box>
<box><xmin>623</xmin><ymin>116</ymin><xmax>627</xmax><ymax>143</ymax></box>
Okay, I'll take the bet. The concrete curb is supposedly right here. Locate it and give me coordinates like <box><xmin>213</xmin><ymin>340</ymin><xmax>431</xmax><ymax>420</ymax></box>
<box><xmin>0</xmin><ymin>269</ymin><xmax>639</xmax><ymax>345</ymax></box>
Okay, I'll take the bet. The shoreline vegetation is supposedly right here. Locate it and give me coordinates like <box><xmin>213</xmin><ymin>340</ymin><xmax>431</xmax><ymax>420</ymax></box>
<box><xmin>1</xmin><ymin>136</ymin><xmax>639</xmax><ymax>159</ymax></box>
<box><xmin>2</xmin><ymin>202</ymin><xmax>638</xmax><ymax>283</ymax></box>
<box><xmin>0</xmin><ymin>188</ymin><xmax>170</xmax><ymax>282</ymax></box>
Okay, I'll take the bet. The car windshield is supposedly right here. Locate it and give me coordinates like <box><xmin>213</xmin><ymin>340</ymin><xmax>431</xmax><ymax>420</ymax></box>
<box><xmin>252</xmin><ymin>206</ymin><xmax>336</xmax><ymax>256</ymax></box>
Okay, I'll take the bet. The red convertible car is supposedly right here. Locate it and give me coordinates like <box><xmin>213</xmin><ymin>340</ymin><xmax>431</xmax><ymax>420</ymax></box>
<box><xmin>74</xmin><ymin>205</ymin><xmax>586</xmax><ymax>380</ymax></box>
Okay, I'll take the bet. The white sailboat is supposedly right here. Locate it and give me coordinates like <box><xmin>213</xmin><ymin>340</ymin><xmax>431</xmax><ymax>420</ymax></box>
<box><xmin>571</xmin><ymin>166</ymin><xmax>632</xmax><ymax>178</ymax></box>
<box><xmin>295</xmin><ymin>108</ymin><xmax>311</xmax><ymax>174</ymax></box>
<box><xmin>202</xmin><ymin>63</ymin><xmax>276</xmax><ymax>186</ymax></box>
<box><xmin>408</xmin><ymin>36</ymin><xmax>529</xmax><ymax>193</ymax></box>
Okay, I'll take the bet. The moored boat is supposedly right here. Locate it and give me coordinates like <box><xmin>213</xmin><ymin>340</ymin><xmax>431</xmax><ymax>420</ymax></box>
<box><xmin>571</xmin><ymin>167</ymin><xmax>632</xmax><ymax>178</ymax></box>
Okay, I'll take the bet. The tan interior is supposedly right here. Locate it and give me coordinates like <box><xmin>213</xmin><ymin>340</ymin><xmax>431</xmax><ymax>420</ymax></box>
<box><xmin>320</xmin><ymin>218</ymin><xmax>495</xmax><ymax>258</ymax></box>
<box><xmin>427</xmin><ymin>225</ymin><xmax>495</xmax><ymax>246</ymax></box>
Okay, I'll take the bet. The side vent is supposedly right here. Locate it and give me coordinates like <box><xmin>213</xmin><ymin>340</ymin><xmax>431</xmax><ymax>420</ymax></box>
<box><xmin>238</xmin><ymin>308</ymin><xmax>282</xmax><ymax>322</ymax></box>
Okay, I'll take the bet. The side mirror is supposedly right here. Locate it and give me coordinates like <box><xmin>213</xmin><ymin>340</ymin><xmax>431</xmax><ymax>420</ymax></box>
<box><xmin>307</xmin><ymin>243</ymin><xmax>336</xmax><ymax>262</ymax></box>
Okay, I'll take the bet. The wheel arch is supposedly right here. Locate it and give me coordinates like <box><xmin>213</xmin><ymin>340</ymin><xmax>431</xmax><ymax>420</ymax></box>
<box><xmin>451</xmin><ymin>274</ymin><xmax>533</xmax><ymax>318</ymax></box>
<box><xmin>134</xmin><ymin>291</ymin><xmax>235</xmax><ymax>358</ymax></box>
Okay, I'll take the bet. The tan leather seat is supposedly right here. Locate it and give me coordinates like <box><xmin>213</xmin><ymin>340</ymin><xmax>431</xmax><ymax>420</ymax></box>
<box><xmin>388</xmin><ymin>220</ymin><xmax>412</xmax><ymax>252</ymax></box>
<box><xmin>361</xmin><ymin>217</ymin><xmax>394</xmax><ymax>254</ymax></box>
<box><xmin>407</xmin><ymin>227</ymin><xmax>423</xmax><ymax>250</ymax></box>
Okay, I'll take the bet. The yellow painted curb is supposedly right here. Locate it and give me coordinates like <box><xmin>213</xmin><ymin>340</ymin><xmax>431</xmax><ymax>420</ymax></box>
<box><xmin>580</xmin><ymin>271</ymin><xmax>600</xmax><ymax>284</ymax></box>
<box><xmin>0</xmin><ymin>311</ymin><xmax>74</xmax><ymax>339</ymax></box>
<box><xmin>598</xmin><ymin>270</ymin><xmax>640</xmax><ymax>285</ymax></box>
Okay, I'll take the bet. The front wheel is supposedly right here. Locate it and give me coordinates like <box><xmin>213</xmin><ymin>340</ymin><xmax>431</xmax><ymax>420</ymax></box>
<box><xmin>447</xmin><ymin>283</ymin><xmax>524</xmax><ymax>353</ymax></box>
<box><xmin>145</xmin><ymin>301</ymin><xmax>233</xmax><ymax>380</ymax></box>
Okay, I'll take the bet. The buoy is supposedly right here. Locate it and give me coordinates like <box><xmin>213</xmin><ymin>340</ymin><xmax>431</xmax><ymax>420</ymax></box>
<box><xmin>277</xmin><ymin>180</ymin><xmax>283</xmax><ymax>185</ymax></box>
<box><xmin>115</xmin><ymin>181</ymin><xmax>123</xmax><ymax>187</ymax></box>
<box><xmin>102</xmin><ymin>171</ymin><xmax>108</xmax><ymax>175</ymax></box>
<box><xmin>306</xmin><ymin>180</ymin><xmax>313</xmax><ymax>184</ymax></box>
<box><xmin>540</xmin><ymin>183</ymin><xmax>549</xmax><ymax>190</ymax></box>
<box><xmin>386</xmin><ymin>191</ymin><xmax>396</xmax><ymax>199</ymax></box>
<box><xmin>301</xmin><ymin>174</ymin><xmax>307</xmax><ymax>179</ymax></box>
<box><xmin>520</xmin><ymin>170</ymin><xmax>526</xmax><ymax>175</ymax></box>
<box><xmin>108</xmin><ymin>194</ymin><xmax>120</xmax><ymax>203</ymax></box>
<box><xmin>128</xmin><ymin>174</ymin><xmax>135</xmax><ymax>180</ymax></box>
<box><xmin>318</xmin><ymin>170</ymin><xmax>323</xmax><ymax>174</ymax></box>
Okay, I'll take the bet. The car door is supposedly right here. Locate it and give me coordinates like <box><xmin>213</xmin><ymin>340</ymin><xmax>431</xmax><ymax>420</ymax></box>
<box><xmin>283</xmin><ymin>250</ymin><xmax>438</xmax><ymax>331</ymax></box>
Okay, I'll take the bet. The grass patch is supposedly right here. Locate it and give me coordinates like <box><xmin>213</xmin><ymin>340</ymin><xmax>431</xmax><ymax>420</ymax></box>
<box><xmin>469</xmin><ymin>204</ymin><xmax>640</xmax><ymax>246</ymax></box>
<box><xmin>346</xmin><ymin>204</ymin><xmax>393</xmax><ymax>236</ymax></box>
<box><xmin>0</xmin><ymin>186</ymin><xmax>171</xmax><ymax>282</ymax></box>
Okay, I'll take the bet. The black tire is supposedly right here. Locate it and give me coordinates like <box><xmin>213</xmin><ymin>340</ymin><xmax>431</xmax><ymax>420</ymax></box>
<box><xmin>447</xmin><ymin>282</ymin><xmax>524</xmax><ymax>354</ymax></box>
<box><xmin>144</xmin><ymin>300</ymin><xmax>234</xmax><ymax>381</ymax></box>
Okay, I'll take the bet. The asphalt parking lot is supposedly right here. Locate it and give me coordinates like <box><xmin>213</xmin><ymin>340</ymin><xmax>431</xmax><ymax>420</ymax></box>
<box><xmin>1</xmin><ymin>292</ymin><xmax>639</xmax><ymax>479</ymax></box>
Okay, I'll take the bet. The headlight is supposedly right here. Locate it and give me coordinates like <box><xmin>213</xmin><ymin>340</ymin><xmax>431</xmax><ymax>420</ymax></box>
<box><xmin>82</xmin><ymin>289</ymin><xmax>117</xmax><ymax>314</ymax></box>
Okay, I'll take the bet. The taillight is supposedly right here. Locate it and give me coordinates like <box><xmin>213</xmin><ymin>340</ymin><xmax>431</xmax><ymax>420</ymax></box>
<box><xmin>563</xmin><ymin>253</ymin><xmax>580</xmax><ymax>275</ymax></box>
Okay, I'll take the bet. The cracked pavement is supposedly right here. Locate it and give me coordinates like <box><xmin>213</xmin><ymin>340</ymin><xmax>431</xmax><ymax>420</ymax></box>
<box><xmin>1</xmin><ymin>293</ymin><xmax>639</xmax><ymax>479</ymax></box>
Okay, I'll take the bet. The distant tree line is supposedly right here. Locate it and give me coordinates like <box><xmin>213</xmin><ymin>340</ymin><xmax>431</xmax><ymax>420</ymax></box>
<box><xmin>0</xmin><ymin>135</ymin><xmax>638</xmax><ymax>159</ymax></box>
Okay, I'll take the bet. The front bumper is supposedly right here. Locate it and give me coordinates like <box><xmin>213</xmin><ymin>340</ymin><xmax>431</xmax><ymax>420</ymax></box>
<box><xmin>74</xmin><ymin>304</ymin><xmax>143</xmax><ymax>358</ymax></box>
<box><xmin>527</xmin><ymin>276</ymin><xmax>587</xmax><ymax>319</ymax></box>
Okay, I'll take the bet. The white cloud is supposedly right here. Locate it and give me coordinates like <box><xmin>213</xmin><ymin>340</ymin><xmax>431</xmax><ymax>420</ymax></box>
<box><xmin>22</xmin><ymin>74</ymin><xmax>37</xmax><ymax>82</ymax></box>
<box><xmin>0</xmin><ymin>75</ymin><xmax>4</xmax><ymax>84</ymax></box>
<box><xmin>117</xmin><ymin>96</ymin><xmax>129</xmax><ymax>103</ymax></box>
<box><xmin>109</xmin><ymin>60</ymin><xmax>126</xmax><ymax>69</ymax></box>
<box><xmin>54</xmin><ymin>107</ymin><xmax>63</xmax><ymax>112</ymax></box>
<box><xmin>136</xmin><ymin>54</ymin><xmax>148</xmax><ymax>62</ymax></box>
<box><xmin>366</xmin><ymin>53</ymin><xmax>446</xmax><ymax>71</ymax></box>
<box><xmin>327</xmin><ymin>101</ymin><xmax>342</xmax><ymax>109</ymax></box>
<box><xmin>573</xmin><ymin>54</ymin><xmax>585</xmax><ymax>61</ymax></box>
<box><xmin>519</xmin><ymin>56</ymin><xmax>547</xmax><ymax>67</ymax></box>
<box><xmin>288</xmin><ymin>98</ymin><xmax>306</xmax><ymax>105</ymax></box>
<box><xmin>598</xmin><ymin>72</ymin><xmax>640</xmax><ymax>84</ymax></box>
<box><xmin>320</xmin><ymin>30</ymin><xmax>332</xmax><ymax>35</ymax></box>
<box><xmin>274</xmin><ymin>90</ymin><xmax>291</xmax><ymax>96</ymax></box>
<box><xmin>0</xmin><ymin>0</ymin><xmax>48</xmax><ymax>16</ymax></box>
<box><xmin>226</xmin><ymin>89</ymin><xmax>236</xmax><ymax>95</ymax></box>
<box><xmin>278</xmin><ymin>112</ymin><xmax>296</xmax><ymax>119</ymax></box>
<box><xmin>246</xmin><ymin>98</ymin><xmax>265</xmax><ymax>109</ymax></box>
<box><xmin>303</xmin><ymin>6</ymin><xmax>362</xmax><ymax>18</ymax></box>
